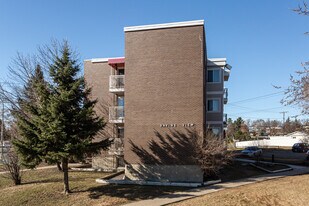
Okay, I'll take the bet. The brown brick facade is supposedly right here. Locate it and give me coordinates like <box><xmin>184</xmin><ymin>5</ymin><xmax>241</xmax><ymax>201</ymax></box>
<box><xmin>84</xmin><ymin>20</ymin><xmax>230</xmax><ymax>182</ymax></box>
<box><xmin>84</xmin><ymin>61</ymin><xmax>118</xmax><ymax>168</ymax></box>
<box><xmin>124</xmin><ymin>25</ymin><xmax>205</xmax><ymax>166</ymax></box>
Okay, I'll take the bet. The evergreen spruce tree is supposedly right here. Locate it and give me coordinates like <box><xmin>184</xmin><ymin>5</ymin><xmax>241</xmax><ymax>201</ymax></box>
<box><xmin>46</xmin><ymin>42</ymin><xmax>107</xmax><ymax>194</ymax></box>
<box><xmin>13</xmin><ymin>65</ymin><xmax>48</xmax><ymax>168</ymax></box>
<box><xmin>13</xmin><ymin>41</ymin><xmax>110</xmax><ymax>194</ymax></box>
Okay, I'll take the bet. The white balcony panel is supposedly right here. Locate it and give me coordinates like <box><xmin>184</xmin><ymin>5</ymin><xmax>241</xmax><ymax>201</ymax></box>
<box><xmin>224</xmin><ymin>88</ymin><xmax>228</xmax><ymax>104</ymax></box>
<box><xmin>109</xmin><ymin>106</ymin><xmax>124</xmax><ymax>123</ymax></box>
<box><xmin>223</xmin><ymin>113</ymin><xmax>228</xmax><ymax>127</ymax></box>
<box><xmin>109</xmin><ymin>75</ymin><xmax>125</xmax><ymax>93</ymax></box>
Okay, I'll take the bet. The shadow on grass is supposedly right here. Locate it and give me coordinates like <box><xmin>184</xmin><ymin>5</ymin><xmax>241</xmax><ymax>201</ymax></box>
<box><xmin>22</xmin><ymin>177</ymin><xmax>63</xmax><ymax>185</ymax></box>
<box><xmin>84</xmin><ymin>184</ymin><xmax>189</xmax><ymax>200</ymax></box>
<box><xmin>21</xmin><ymin>174</ymin><xmax>93</xmax><ymax>186</ymax></box>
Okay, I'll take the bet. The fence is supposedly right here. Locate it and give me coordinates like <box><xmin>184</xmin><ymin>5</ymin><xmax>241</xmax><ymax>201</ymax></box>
<box><xmin>235</xmin><ymin>135</ymin><xmax>308</xmax><ymax>148</ymax></box>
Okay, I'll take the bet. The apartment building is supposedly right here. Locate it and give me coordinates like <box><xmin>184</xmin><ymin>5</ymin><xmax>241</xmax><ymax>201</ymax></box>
<box><xmin>84</xmin><ymin>20</ymin><xmax>231</xmax><ymax>183</ymax></box>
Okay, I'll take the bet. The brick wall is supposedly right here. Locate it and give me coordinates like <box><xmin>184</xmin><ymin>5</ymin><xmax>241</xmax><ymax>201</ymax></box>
<box><xmin>84</xmin><ymin>60</ymin><xmax>117</xmax><ymax>168</ymax></box>
<box><xmin>124</xmin><ymin>25</ymin><xmax>205</xmax><ymax>165</ymax></box>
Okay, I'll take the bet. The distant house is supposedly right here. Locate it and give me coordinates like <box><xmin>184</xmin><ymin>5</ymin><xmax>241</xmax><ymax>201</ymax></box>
<box><xmin>236</xmin><ymin>131</ymin><xmax>309</xmax><ymax>148</ymax></box>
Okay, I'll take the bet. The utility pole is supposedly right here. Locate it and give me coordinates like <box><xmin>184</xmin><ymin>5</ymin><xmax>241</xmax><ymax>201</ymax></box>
<box><xmin>280</xmin><ymin>111</ymin><xmax>288</xmax><ymax>124</ymax></box>
<box><xmin>0</xmin><ymin>101</ymin><xmax>3</xmax><ymax>161</ymax></box>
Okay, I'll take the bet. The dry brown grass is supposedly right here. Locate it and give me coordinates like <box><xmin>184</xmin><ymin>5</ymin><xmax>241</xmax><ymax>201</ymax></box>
<box><xmin>0</xmin><ymin>168</ymin><xmax>186</xmax><ymax>206</ymax></box>
<box><xmin>170</xmin><ymin>174</ymin><xmax>309</xmax><ymax>206</ymax></box>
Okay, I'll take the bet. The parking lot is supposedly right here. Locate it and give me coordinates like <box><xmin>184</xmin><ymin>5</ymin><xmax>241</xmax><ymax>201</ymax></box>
<box><xmin>236</xmin><ymin>148</ymin><xmax>309</xmax><ymax>165</ymax></box>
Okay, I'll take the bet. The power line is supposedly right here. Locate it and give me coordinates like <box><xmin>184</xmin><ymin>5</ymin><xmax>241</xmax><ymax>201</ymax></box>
<box><xmin>228</xmin><ymin>114</ymin><xmax>283</xmax><ymax>120</ymax></box>
<box><xmin>229</xmin><ymin>91</ymin><xmax>284</xmax><ymax>104</ymax></box>
<box><xmin>228</xmin><ymin>106</ymin><xmax>286</xmax><ymax>115</ymax></box>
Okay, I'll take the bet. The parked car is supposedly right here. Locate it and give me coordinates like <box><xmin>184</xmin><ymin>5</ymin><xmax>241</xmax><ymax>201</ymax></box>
<box><xmin>292</xmin><ymin>143</ymin><xmax>309</xmax><ymax>153</ymax></box>
<box><xmin>241</xmin><ymin>146</ymin><xmax>263</xmax><ymax>157</ymax></box>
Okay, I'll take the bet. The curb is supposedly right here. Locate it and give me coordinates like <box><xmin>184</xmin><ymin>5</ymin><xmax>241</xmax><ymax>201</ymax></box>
<box><xmin>95</xmin><ymin>178</ymin><xmax>221</xmax><ymax>188</ymax></box>
<box><xmin>102</xmin><ymin>170</ymin><xmax>125</xmax><ymax>180</ymax></box>
<box><xmin>70</xmin><ymin>167</ymin><xmax>124</xmax><ymax>173</ymax></box>
<box><xmin>96</xmin><ymin>179</ymin><xmax>202</xmax><ymax>187</ymax></box>
<box><xmin>203</xmin><ymin>179</ymin><xmax>221</xmax><ymax>186</ymax></box>
<box><xmin>249</xmin><ymin>163</ymin><xmax>293</xmax><ymax>173</ymax></box>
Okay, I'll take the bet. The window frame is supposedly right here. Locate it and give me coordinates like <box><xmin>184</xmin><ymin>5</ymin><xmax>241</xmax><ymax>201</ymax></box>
<box><xmin>207</xmin><ymin>98</ymin><xmax>221</xmax><ymax>112</ymax></box>
<box><xmin>208</xmin><ymin>126</ymin><xmax>221</xmax><ymax>136</ymax></box>
<box><xmin>207</xmin><ymin>68</ymin><xmax>221</xmax><ymax>84</ymax></box>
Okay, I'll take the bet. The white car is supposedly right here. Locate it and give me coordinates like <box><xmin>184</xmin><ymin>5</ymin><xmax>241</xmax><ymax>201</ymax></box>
<box><xmin>241</xmin><ymin>146</ymin><xmax>263</xmax><ymax>157</ymax></box>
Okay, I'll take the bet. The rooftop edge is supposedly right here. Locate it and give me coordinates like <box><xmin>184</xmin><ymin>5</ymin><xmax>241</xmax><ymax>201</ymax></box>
<box><xmin>84</xmin><ymin>57</ymin><xmax>125</xmax><ymax>63</ymax></box>
<box><xmin>124</xmin><ymin>20</ymin><xmax>204</xmax><ymax>32</ymax></box>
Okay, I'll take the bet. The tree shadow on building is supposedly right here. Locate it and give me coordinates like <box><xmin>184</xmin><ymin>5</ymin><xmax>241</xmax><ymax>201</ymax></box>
<box><xmin>126</xmin><ymin>128</ymin><xmax>202</xmax><ymax>182</ymax></box>
<box><xmin>127</xmin><ymin>128</ymin><xmax>233</xmax><ymax>182</ymax></box>
<box><xmin>86</xmin><ymin>129</ymin><xmax>233</xmax><ymax>200</ymax></box>
<box><xmin>129</xmin><ymin>129</ymin><xmax>197</xmax><ymax>165</ymax></box>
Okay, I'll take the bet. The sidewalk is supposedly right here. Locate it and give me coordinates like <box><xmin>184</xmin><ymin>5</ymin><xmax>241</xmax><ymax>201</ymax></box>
<box><xmin>123</xmin><ymin>162</ymin><xmax>309</xmax><ymax>206</ymax></box>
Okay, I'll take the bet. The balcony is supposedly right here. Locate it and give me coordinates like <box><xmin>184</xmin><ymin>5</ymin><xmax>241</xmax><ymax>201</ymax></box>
<box><xmin>109</xmin><ymin>75</ymin><xmax>124</xmax><ymax>93</ymax></box>
<box><xmin>108</xmin><ymin>137</ymin><xmax>124</xmax><ymax>156</ymax></box>
<box><xmin>224</xmin><ymin>68</ymin><xmax>230</xmax><ymax>81</ymax></box>
<box><xmin>224</xmin><ymin>88</ymin><xmax>228</xmax><ymax>104</ymax></box>
<box><xmin>109</xmin><ymin>106</ymin><xmax>124</xmax><ymax>123</ymax></box>
<box><xmin>223</xmin><ymin>113</ymin><xmax>228</xmax><ymax>127</ymax></box>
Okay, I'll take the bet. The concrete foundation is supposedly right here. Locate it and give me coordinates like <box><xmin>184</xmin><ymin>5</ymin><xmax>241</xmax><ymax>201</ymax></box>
<box><xmin>92</xmin><ymin>155</ymin><xmax>116</xmax><ymax>169</ymax></box>
<box><xmin>125</xmin><ymin>164</ymin><xmax>204</xmax><ymax>183</ymax></box>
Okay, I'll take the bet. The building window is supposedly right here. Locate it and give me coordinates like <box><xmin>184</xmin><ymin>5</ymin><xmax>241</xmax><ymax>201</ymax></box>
<box><xmin>207</xmin><ymin>126</ymin><xmax>221</xmax><ymax>136</ymax></box>
<box><xmin>211</xmin><ymin>127</ymin><xmax>221</xmax><ymax>136</ymax></box>
<box><xmin>118</xmin><ymin>68</ymin><xmax>125</xmax><ymax>75</ymax></box>
<box><xmin>207</xmin><ymin>99</ymin><xmax>220</xmax><ymax>112</ymax></box>
<box><xmin>117</xmin><ymin>127</ymin><xmax>124</xmax><ymax>139</ymax></box>
<box><xmin>208</xmin><ymin>69</ymin><xmax>220</xmax><ymax>83</ymax></box>
<box><xmin>117</xmin><ymin>96</ymin><xmax>124</xmax><ymax>106</ymax></box>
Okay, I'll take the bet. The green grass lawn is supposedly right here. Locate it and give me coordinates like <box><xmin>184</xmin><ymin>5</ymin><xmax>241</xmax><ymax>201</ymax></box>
<box><xmin>0</xmin><ymin>168</ymin><xmax>186</xmax><ymax>206</ymax></box>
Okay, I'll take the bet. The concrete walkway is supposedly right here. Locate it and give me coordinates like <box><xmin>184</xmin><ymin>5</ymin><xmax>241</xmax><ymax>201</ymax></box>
<box><xmin>0</xmin><ymin>163</ymin><xmax>83</xmax><ymax>175</ymax></box>
<box><xmin>123</xmin><ymin>162</ymin><xmax>309</xmax><ymax>206</ymax></box>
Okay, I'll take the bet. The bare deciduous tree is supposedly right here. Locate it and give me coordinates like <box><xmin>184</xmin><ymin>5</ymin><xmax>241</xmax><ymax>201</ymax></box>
<box><xmin>192</xmin><ymin>132</ymin><xmax>234</xmax><ymax>177</ymax></box>
<box><xmin>281</xmin><ymin>2</ymin><xmax>309</xmax><ymax>117</ymax></box>
<box><xmin>281</xmin><ymin>65</ymin><xmax>309</xmax><ymax>116</ymax></box>
<box><xmin>294</xmin><ymin>1</ymin><xmax>309</xmax><ymax>16</ymax></box>
<box><xmin>2</xmin><ymin>149</ymin><xmax>21</xmax><ymax>185</ymax></box>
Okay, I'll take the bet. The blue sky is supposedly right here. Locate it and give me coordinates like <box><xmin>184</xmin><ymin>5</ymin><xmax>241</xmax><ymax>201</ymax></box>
<box><xmin>0</xmin><ymin>0</ymin><xmax>308</xmax><ymax>122</ymax></box>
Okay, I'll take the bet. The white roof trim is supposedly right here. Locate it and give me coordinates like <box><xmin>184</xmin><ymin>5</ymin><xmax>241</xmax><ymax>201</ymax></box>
<box><xmin>208</xmin><ymin>58</ymin><xmax>227</xmax><ymax>62</ymax></box>
<box><xmin>207</xmin><ymin>58</ymin><xmax>230</xmax><ymax>68</ymax></box>
<box><xmin>84</xmin><ymin>57</ymin><xmax>124</xmax><ymax>63</ymax></box>
<box><xmin>90</xmin><ymin>58</ymin><xmax>109</xmax><ymax>63</ymax></box>
<box><xmin>124</xmin><ymin>20</ymin><xmax>204</xmax><ymax>32</ymax></box>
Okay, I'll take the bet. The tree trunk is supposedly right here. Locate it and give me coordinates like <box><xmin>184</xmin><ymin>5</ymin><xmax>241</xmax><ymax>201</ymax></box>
<box><xmin>62</xmin><ymin>158</ymin><xmax>70</xmax><ymax>194</ymax></box>
<box><xmin>56</xmin><ymin>162</ymin><xmax>62</xmax><ymax>171</ymax></box>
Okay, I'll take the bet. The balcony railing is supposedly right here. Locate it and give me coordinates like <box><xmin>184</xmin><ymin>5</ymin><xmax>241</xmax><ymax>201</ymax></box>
<box><xmin>108</xmin><ymin>137</ymin><xmax>124</xmax><ymax>156</ymax></box>
<box><xmin>109</xmin><ymin>75</ymin><xmax>125</xmax><ymax>93</ymax></box>
<box><xmin>224</xmin><ymin>88</ymin><xmax>228</xmax><ymax>104</ymax></box>
<box><xmin>224</xmin><ymin>68</ymin><xmax>231</xmax><ymax>81</ymax></box>
<box><xmin>223</xmin><ymin>113</ymin><xmax>228</xmax><ymax>127</ymax></box>
<box><xmin>109</xmin><ymin>106</ymin><xmax>124</xmax><ymax>123</ymax></box>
